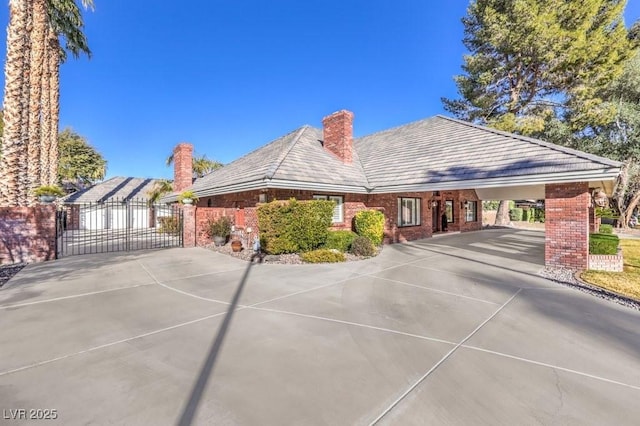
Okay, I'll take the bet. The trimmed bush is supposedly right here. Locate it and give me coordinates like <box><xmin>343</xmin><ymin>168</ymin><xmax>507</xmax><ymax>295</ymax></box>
<box><xmin>354</xmin><ymin>210</ymin><xmax>385</xmax><ymax>246</ymax></box>
<box><xmin>350</xmin><ymin>236</ymin><xmax>376</xmax><ymax>257</ymax></box>
<box><xmin>257</xmin><ymin>199</ymin><xmax>334</xmax><ymax>254</ymax></box>
<box><xmin>534</xmin><ymin>208</ymin><xmax>545</xmax><ymax>223</ymax></box>
<box><xmin>598</xmin><ymin>224</ymin><xmax>614</xmax><ymax>234</ymax></box>
<box><xmin>589</xmin><ymin>233</ymin><xmax>619</xmax><ymax>255</ymax></box>
<box><xmin>324</xmin><ymin>230</ymin><xmax>357</xmax><ymax>252</ymax></box>
<box><xmin>509</xmin><ymin>208</ymin><xmax>523</xmax><ymax>221</ymax></box>
<box><xmin>301</xmin><ymin>249</ymin><xmax>346</xmax><ymax>263</ymax></box>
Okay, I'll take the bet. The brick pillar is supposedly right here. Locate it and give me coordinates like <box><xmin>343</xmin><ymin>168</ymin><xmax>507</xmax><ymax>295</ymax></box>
<box><xmin>173</xmin><ymin>143</ymin><xmax>193</xmax><ymax>193</ymax></box>
<box><xmin>322</xmin><ymin>110</ymin><xmax>354</xmax><ymax>163</ymax></box>
<box><xmin>545</xmin><ymin>182</ymin><xmax>590</xmax><ymax>270</ymax></box>
<box><xmin>182</xmin><ymin>205</ymin><xmax>196</xmax><ymax>248</ymax></box>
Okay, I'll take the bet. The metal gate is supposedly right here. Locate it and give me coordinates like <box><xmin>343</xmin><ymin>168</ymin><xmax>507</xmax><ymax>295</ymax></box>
<box><xmin>56</xmin><ymin>198</ymin><xmax>183</xmax><ymax>258</ymax></box>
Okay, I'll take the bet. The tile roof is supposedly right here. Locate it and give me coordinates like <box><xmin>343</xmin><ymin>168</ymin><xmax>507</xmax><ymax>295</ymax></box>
<box><xmin>181</xmin><ymin>114</ymin><xmax>620</xmax><ymax>198</ymax></box>
<box><xmin>63</xmin><ymin>176</ymin><xmax>164</xmax><ymax>203</ymax></box>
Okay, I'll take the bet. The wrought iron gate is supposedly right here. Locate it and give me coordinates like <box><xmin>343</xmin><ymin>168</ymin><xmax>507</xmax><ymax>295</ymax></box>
<box><xmin>56</xmin><ymin>198</ymin><xmax>183</xmax><ymax>258</ymax></box>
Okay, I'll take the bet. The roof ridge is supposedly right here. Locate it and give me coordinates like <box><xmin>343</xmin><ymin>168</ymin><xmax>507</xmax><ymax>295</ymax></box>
<box><xmin>436</xmin><ymin>115</ymin><xmax>622</xmax><ymax>168</ymax></box>
<box><xmin>265</xmin><ymin>126</ymin><xmax>309</xmax><ymax>179</ymax></box>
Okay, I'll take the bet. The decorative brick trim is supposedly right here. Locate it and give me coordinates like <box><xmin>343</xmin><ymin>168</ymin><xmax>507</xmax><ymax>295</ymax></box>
<box><xmin>589</xmin><ymin>249</ymin><xmax>623</xmax><ymax>272</ymax></box>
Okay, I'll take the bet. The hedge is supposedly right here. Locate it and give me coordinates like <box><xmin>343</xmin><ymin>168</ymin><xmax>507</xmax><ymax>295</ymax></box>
<box><xmin>301</xmin><ymin>249</ymin><xmax>346</xmax><ymax>263</ymax></box>
<box><xmin>354</xmin><ymin>210</ymin><xmax>385</xmax><ymax>245</ymax></box>
<box><xmin>324</xmin><ymin>230</ymin><xmax>357</xmax><ymax>252</ymax></box>
<box><xmin>509</xmin><ymin>208</ymin><xmax>523</xmax><ymax>221</ymax></box>
<box><xmin>257</xmin><ymin>199</ymin><xmax>334</xmax><ymax>254</ymax></box>
<box><xmin>534</xmin><ymin>208</ymin><xmax>545</xmax><ymax>223</ymax></box>
<box><xmin>598</xmin><ymin>224</ymin><xmax>614</xmax><ymax>234</ymax></box>
<box><xmin>589</xmin><ymin>233</ymin><xmax>619</xmax><ymax>255</ymax></box>
<box><xmin>521</xmin><ymin>209</ymin><xmax>530</xmax><ymax>222</ymax></box>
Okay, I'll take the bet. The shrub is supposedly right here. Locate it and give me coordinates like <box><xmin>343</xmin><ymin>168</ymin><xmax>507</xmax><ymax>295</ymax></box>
<box><xmin>177</xmin><ymin>190</ymin><xmax>199</xmax><ymax>204</ymax></box>
<box><xmin>350</xmin><ymin>236</ymin><xmax>376</xmax><ymax>257</ymax></box>
<box><xmin>534</xmin><ymin>208</ymin><xmax>545</xmax><ymax>223</ymax></box>
<box><xmin>589</xmin><ymin>233</ymin><xmax>619</xmax><ymax>255</ymax></box>
<box><xmin>324</xmin><ymin>230</ymin><xmax>357</xmax><ymax>252</ymax></box>
<box><xmin>158</xmin><ymin>216</ymin><xmax>180</xmax><ymax>235</ymax></box>
<box><xmin>354</xmin><ymin>210</ymin><xmax>385</xmax><ymax>246</ymax></box>
<box><xmin>34</xmin><ymin>185</ymin><xmax>65</xmax><ymax>197</ymax></box>
<box><xmin>528</xmin><ymin>208</ymin><xmax>536</xmax><ymax>222</ymax></box>
<box><xmin>206</xmin><ymin>216</ymin><xmax>232</xmax><ymax>238</ymax></box>
<box><xmin>257</xmin><ymin>199</ymin><xmax>334</xmax><ymax>254</ymax></box>
<box><xmin>509</xmin><ymin>208</ymin><xmax>523</xmax><ymax>221</ymax></box>
<box><xmin>521</xmin><ymin>209</ymin><xmax>530</xmax><ymax>222</ymax></box>
<box><xmin>301</xmin><ymin>249</ymin><xmax>346</xmax><ymax>263</ymax></box>
<box><xmin>598</xmin><ymin>224</ymin><xmax>614</xmax><ymax>234</ymax></box>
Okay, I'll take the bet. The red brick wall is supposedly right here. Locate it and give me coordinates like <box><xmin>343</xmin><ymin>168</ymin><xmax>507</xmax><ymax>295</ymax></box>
<box><xmin>195</xmin><ymin>207</ymin><xmax>236</xmax><ymax>246</ymax></box>
<box><xmin>0</xmin><ymin>204</ymin><xmax>57</xmax><ymax>265</ymax></box>
<box><xmin>197</xmin><ymin>188</ymin><xmax>482</xmax><ymax>245</ymax></box>
<box><xmin>173</xmin><ymin>143</ymin><xmax>193</xmax><ymax>193</ymax></box>
<box><xmin>545</xmin><ymin>182</ymin><xmax>590</xmax><ymax>270</ymax></box>
<box><xmin>322</xmin><ymin>110</ymin><xmax>354</xmax><ymax>164</ymax></box>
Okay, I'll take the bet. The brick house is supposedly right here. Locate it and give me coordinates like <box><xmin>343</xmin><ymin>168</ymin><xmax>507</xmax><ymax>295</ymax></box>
<box><xmin>166</xmin><ymin>110</ymin><xmax>620</xmax><ymax>270</ymax></box>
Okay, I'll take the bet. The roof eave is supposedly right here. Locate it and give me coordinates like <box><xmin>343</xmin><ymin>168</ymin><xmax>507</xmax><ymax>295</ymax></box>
<box><xmin>367</xmin><ymin>168</ymin><xmax>621</xmax><ymax>194</ymax></box>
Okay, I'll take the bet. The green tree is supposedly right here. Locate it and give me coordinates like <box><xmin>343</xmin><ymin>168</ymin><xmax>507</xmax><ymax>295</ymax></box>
<box><xmin>443</xmin><ymin>0</ymin><xmax>631</xmax><ymax>134</ymax></box>
<box><xmin>57</xmin><ymin>128</ymin><xmax>106</xmax><ymax>191</ymax></box>
<box><xmin>443</xmin><ymin>0</ymin><xmax>633</xmax><ymax>225</ymax></box>
<box><xmin>146</xmin><ymin>179</ymin><xmax>173</xmax><ymax>205</ymax></box>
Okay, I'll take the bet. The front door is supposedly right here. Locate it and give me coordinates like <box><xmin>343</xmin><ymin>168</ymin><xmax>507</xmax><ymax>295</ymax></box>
<box><xmin>432</xmin><ymin>201</ymin><xmax>440</xmax><ymax>232</ymax></box>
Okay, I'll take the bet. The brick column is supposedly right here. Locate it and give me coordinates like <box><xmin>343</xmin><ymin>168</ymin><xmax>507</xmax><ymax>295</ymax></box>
<box><xmin>182</xmin><ymin>205</ymin><xmax>196</xmax><ymax>248</ymax></box>
<box><xmin>545</xmin><ymin>182</ymin><xmax>590</xmax><ymax>270</ymax></box>
<box><xmin>589</xmin><ymin>205</ymin><xmax>600</xmax><ymax>233</ymax></box>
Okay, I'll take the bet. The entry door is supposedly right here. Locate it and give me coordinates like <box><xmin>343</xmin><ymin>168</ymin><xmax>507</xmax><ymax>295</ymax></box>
<box><xmin>432</xmin><ymin>201</ymin><xmax>440</xmax><ymax>232</ymax></box>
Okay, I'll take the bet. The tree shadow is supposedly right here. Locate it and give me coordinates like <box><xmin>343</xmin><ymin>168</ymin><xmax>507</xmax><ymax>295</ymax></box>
<box><xmin>177</xmin><ymin>253</ymin><xmax>263</xmax><ymax>426</ymax></box>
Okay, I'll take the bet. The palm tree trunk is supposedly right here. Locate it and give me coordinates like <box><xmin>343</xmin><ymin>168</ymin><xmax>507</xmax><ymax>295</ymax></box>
<box><xmin>48</xmin><ymin>39</ymin><xmax>60</xmax><ymax>186</ymax></box>
<box><xmin>39</xmin><ymin>23</ymin><xmax>52</xmax><ymax>185</ymax></box>
<box><xmin>27</xmin><ymin>0</ymin><xmax>47</xmax><ymax>203</ymax></box>
<box><xmin>0</xmin><ymin>0</ymin><xmax>31</xmax><ymax>206</ymax></box>
<box><xmin>495</xmin><ymin>200</ymin><xmax>511</xmax><ymax>226</ymax></box>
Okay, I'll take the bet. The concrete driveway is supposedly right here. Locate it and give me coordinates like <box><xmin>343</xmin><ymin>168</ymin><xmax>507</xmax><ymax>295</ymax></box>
<box><xmin>1</xmin><ymin>229</ymin><xmax>639</xmax><ymax>425</ymax></box>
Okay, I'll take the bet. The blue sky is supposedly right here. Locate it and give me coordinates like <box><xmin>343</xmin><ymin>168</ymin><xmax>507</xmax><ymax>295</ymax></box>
<box><xmin>1</xmin><ymin>1</ymin><xmax>640</xmax><ymax>180</ymax></box>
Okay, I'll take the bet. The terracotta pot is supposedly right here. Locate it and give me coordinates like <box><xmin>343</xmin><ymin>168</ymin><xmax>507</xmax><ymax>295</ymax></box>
<box><xmin>231</xmin><ymin>240</ymin><xmax>242</xmax><ymax>252</ymax></box>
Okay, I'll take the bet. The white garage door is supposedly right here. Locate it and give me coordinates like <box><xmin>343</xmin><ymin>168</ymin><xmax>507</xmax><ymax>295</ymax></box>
<box><xmin>80</xmin><ymin>205</ymin><xmax>106</xmax><ymax>230</ymax></box>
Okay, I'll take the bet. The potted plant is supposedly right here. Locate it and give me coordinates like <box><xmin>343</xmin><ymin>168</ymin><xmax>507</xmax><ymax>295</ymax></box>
<box><xmin>34</xmin><ymin>185</ymin><xmax>65</xmax><ymax>203</ymax></box>
<box><xmin>177</xmin><ymin>190</ymin><xmax>199</xmax><ymax>205</ymax></box>
<box><xmin>206</xmin><ymin>216</ymin><xmax>232</xmax><ymax>246</ymax></box>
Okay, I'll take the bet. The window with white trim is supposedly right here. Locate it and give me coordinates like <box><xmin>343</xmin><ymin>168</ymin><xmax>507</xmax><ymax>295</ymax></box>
<box><xmin>398</xmin><ymin>197</ymin><xmax>421</xmax><ymax>227</ymax></box>
<box><xmin>465</xmin><ymin>201</ymin><xmax>477</xmax><ymax>222</ymax></box>
<box><xmin>313</xmin><ymin>195</ymin><xmax>344</xmax><ymax>223</ymax></box>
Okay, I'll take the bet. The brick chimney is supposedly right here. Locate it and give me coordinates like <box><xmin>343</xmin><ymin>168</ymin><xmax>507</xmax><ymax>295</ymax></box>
<box><xmin>173</xmin><ymin>142</ymin><xmax>193</xmax><ymax>193</ymax></box>
<box><xmin>322</xmin><ymin>110</ymin><xmax>354</xmax><ymax>164</ymax></box>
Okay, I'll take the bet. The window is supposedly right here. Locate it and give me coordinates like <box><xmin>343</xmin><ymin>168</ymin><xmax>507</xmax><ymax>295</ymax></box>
<box><xmin>465</xmin><ymin>201</ymin><xmax>477</xmax><ymax>222</ymax></box>
<box><xmin>398</xmin><ymin>197</ymin><xmax>421</xmax><ymax>227</ymax></box>
<box><xmin>313</xmin><ymin>195</ymin><xmax>344</xmax><ymax>223</ymax></box>
<box><xmin>445</xmin><ymin>200</ymin><xmax>454</xmax><ymax>223</ymax></box>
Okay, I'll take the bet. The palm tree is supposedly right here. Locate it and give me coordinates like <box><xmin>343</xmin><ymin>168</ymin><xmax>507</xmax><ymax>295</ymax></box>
<box><xmin>147</xmin><ymin>179</ymin><xmax>174</xmax><ymax>205</ymax></box>
<box><xmin>44</xmin><ymin>0</ymin><xmax>93</xmax><ymax>187</ymax></box>
<box><xmin>0</xmin><ymin>0</ymin><xmax>93</xmax><ymax>206</ymax></box>
<box><xmin>166</xmin><ymin>152</ymin><xmax>224</xmax><ymax>178</ymax></box>
<box><xmin>0</xmin><ymin>0</ymin><xmax>31</xmax><ymax>206</ymax></box>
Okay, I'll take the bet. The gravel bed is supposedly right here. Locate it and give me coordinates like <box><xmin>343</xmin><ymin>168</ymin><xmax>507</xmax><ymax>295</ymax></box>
<box><xmin>539</xmin><ymin>266</ymin><xmax>640</xmax><ymax>311</ymax></box>
<box><xmin>205</xmin><ymin>242</ymin><xmax>378</xmax><ymax>264</ymax></box>
<box><xmin>0</xmin><ymin>263</ymin><xmax>26</xmax><ymax>288</ymax></box>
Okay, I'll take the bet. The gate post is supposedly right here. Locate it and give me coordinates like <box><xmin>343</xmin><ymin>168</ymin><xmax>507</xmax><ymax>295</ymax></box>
<box><xmin>182</xmin><ymin>205</ymin><xmax>196</xmax><ymax>248</ymax></box>
<box><xmin>545</xmin><ymin>182</ymin><xmax>590</xmax><ymax>270</ymax></box>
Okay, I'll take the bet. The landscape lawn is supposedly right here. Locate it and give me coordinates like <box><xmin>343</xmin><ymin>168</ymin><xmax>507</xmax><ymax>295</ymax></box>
<box><xmin>581</xmin><ymin>238</ymin><xmax>640</xmax><ymax>300</ymax></box>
